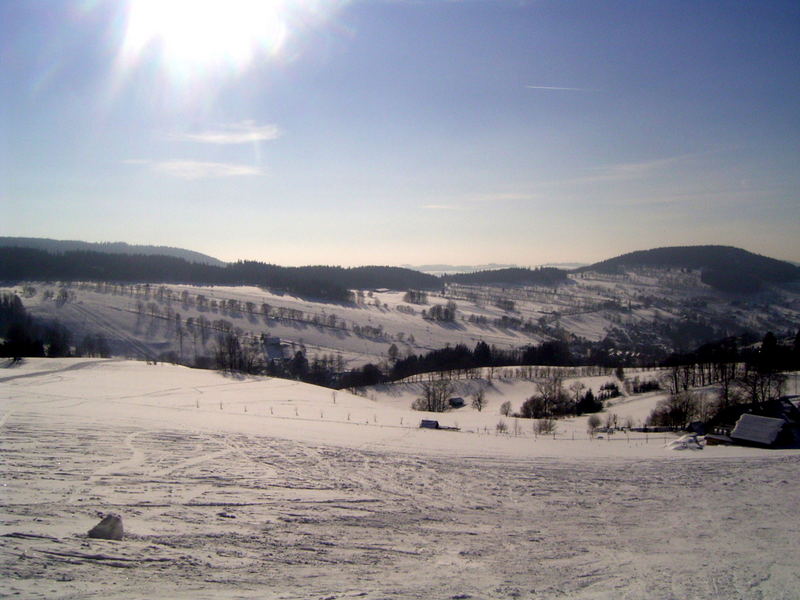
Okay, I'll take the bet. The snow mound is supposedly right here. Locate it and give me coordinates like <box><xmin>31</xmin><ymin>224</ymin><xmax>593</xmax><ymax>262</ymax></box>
<box><xmin>666</xmin><ymin>434</ymin><xmax>703</xmax><ymax>451</ymax></box>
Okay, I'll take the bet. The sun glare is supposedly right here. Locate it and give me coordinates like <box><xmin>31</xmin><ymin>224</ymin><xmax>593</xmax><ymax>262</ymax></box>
<box><xmin>122</xmin><ymin>0</ymin><xmax>292</xmax><ymax>73</ymax></box>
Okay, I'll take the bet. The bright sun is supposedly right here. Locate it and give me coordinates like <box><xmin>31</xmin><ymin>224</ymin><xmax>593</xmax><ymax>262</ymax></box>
<box><xmin>122</xmin><ymin>0</ymin><xmax>292</xmax><ymax>72</ymax></box>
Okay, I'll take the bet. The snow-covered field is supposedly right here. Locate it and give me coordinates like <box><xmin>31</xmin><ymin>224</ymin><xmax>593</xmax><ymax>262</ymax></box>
<box><xmin>3</xmin><ymin>358</ymin><xmax>799</xmax><ymax>599</ymax></box>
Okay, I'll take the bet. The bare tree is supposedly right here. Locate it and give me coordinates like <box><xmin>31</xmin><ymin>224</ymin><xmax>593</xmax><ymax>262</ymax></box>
<box><xmin>530</xmin><ymin>375</ymin><xmax>566</xmax><ymax>417</ymax></box>
<box><xmin>413</xmin><ymin>379</ymin><xmax>454</xmax><ymax>412</ymax></box>
<box><xmin>214</xmin><ymin>331</ymin><xmax>242</xmax><ymax>372</ymax></box>
<box><xmin>717</xmin><ymin>362</ymin><xmax>740</xmax><ymax>408</ymax></box>
<box><xmin>471</xmin><ymin>389</ymin><xmax>486</xmax><ymax>412</ymax></box>
<box><xmin>604</xmin><ymin>412</ymin><xmax>619</xmax><ymax>430</ymax></box>
<box><xmin>735</xmin><ymin>366</ymin><xmax>785</xmax><ymax>407</ymax></box>
<box><xmin>534</xmin><ymin>418</ymin><xmax>556</xmax><ymax>435</ymax></box>
<box><xmin>646</xmin><ymin>391</ymin><xmax>700</xmax><ymax>429</ymax></box>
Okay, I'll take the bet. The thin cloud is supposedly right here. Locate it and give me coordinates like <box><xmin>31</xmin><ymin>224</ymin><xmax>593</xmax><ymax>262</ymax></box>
<box><xmin>544</xmin><ymin>154</ymin><xmax>702</xmax><ymax>188</ymax></box>
<box><xmin>586</xmin><ymin>154</ymin><xmax>702</xmax><ymax>183</ymax></box>
<box><xmin>594</xmin><ymin>157</ymin><xmax>679</xmax><ymax>181</ymax></box>
<box><xmin>525</xmin><ymin>85</ymin><xmax>593</xmax><ymax>92</ymax></box>
<box><xmin>468</xmin><ymin>192</ymin><xmax>538</xmax><ymax>203</ymax></box>
<box><xmin>154</xmin><ymin>160</ymin><xmax>262</xmax><ymax>179</ymax></box>
<box><xmin>169</xmin><ymin>121</ymin><xmax>281</xmax><ymax>144</ymax></box>
<box><xmin>423</xmin><ymin>204</ymin><xmax>466</xmax><ymax>210</ymax></box>
<box><xmin>422</xmin><ymin>193</ymin><xmax>536</xmax><ymax>210</ymax></box>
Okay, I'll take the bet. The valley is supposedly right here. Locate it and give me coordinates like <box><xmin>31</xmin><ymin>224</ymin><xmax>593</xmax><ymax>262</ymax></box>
<box><xmin>5</xmin><ymin>262</ymin><xmax>799</xmax><ymax>371</ymax></box>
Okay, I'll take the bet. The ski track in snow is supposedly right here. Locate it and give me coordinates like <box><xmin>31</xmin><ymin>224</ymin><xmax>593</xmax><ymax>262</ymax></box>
<box><xmin>0</xmin><ymin>358</ymin><xmax>118</xmax><ymax>384</ymax></box>
<box><xmin>1</xmin><ymin>360</ymin><xmax>799</xmax><ymax>599</ymax></box>
<box><xmin>4</xmin><ymin>426</ymin><xmax>799</xmax><ymax>599</ymax></box>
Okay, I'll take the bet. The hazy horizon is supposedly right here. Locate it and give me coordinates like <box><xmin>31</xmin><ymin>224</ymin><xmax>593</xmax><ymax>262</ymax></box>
<box><xmin>2</xmin><ymin>1</ymin><xmax>799</xmax><ymax>266</ymax></box>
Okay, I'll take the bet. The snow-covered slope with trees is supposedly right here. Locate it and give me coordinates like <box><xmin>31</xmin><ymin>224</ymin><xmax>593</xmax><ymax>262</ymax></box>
<box><xmin>4</xmin><ymin>261</ymin><xmax>799</xmax><ymax>370</ymax></box>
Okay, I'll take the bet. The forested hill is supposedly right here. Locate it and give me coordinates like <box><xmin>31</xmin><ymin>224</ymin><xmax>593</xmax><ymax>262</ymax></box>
<box><xmin>576</xmin><ymin>245</ymin><xmax>800</xmax><ymax>293</ymax></box>
<box><xmin>0</xmin><ymin>237</ymin><xmax>226</xmax><ymax>267</ymax></box>
<box><xmin>226</xmin><ymin>262</ymin><xmax>440</xmax><ymax>295</ymax></box>
<box><xmin>291</xmin><ymin>265</ymin><xmax>440</xmax><ymax>291</ymax></box>
<box><xmin>442</xmin><ymin>267</ymin><xmax>568</xmax><ymax>286</ymax></box>
<box><xmin>0</xmin><ymin>248</ymin><xmax>441</xmax><ymax>302</ymax></box>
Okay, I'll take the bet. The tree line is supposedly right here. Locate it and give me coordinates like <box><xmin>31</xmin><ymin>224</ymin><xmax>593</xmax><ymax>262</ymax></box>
<box><xmin>0</xmin><ymin>247</ymin><xmax>441</xmax><ymax>302</ymax></box>
<box><xmin>0</xmin><ymin>248</ymin><xmax>580</xmax><ymax>303</ymax></box>
<box><xmin>442</xmin><ymin>267</ymin><xmax>568</xmax><ymax>286</ymax></box>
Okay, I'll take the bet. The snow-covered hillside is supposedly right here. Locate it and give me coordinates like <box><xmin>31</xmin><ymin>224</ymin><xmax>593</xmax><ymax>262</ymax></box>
<box><xmin>4</xmin><ymin>268</ymin><xmax>800</xmax><ymax>369</ymax></box>
<box><xmin>4</xmin><ymin>282</ymin><xmax>562</xmax><ymax>368</ymax></box>
<box><xmin>0</xmin><ymin>358</ymin><xmax>707</xmax><ymax>454</ymax></box>
<box><xmin>2</xmin><ymin>358</ymin><xmax>799</xmax><ymax>599</ymax></box>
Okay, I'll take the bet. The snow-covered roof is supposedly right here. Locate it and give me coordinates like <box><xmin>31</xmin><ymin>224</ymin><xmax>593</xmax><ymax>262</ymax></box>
<box><xmin>730</xmin><ymin>414</ymin><xmax>785</xmax><ymax>447</ymax></box>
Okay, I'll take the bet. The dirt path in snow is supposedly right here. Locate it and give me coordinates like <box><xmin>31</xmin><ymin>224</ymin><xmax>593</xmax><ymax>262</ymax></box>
<box><xmin>2</xmin><ymin>409</ymin><xmax>799</xmax><ymax>600</ymax></box>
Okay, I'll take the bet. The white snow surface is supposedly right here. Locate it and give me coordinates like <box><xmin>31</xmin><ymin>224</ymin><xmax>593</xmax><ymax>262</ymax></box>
<box><xmin>2</xmin><ymin>358</ymin><xmax>800</xmax><ymax>599</ymax></box>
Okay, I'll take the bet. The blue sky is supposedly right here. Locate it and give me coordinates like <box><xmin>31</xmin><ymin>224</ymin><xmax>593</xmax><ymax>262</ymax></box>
<box><xmin>2</xmin><ymin>0</ymin><xmax>798</xmax><ymax>266</ymax></box>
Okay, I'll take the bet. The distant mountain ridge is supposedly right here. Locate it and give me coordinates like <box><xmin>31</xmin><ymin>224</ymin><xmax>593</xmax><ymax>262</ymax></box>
<box><xmin>2</xmin><ymin>239</ymin><xmax>797</xmax><ymax>296</ymax></box>
<box><xmin>577</xmin><ymin>245</ymin><xmax>800</xmax><ymax>293</ymax></box>
<box><xmin>0</xmin><ymin>247</ymin><xmax>441</xmax><ymax>302</ymax></box>
<box><xmin>0</xmin><ymin>237</ymin><xmax>226</xmax><ymax>267</ymax></box>
<box><xmin>402</xmin><ymin>263</ymin><xmax>518</xmax><ymax>274</ymax></box>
